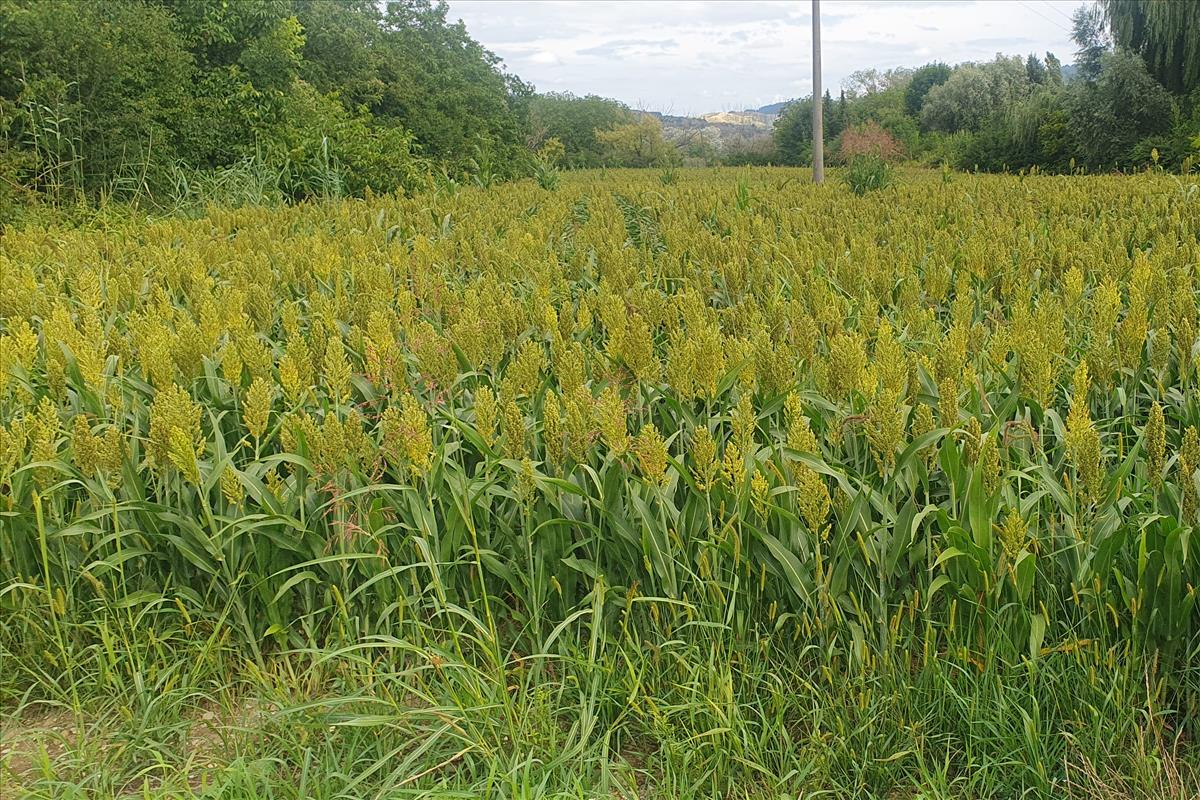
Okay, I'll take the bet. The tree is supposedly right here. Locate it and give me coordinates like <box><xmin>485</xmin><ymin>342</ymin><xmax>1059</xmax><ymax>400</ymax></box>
<box><xmin>845</xmin><ymin>81</ymin><xmax>917</xmax><ymax>152</ymax></box>
<box><xmin>773</xmin><ymin>97</ymin><xmax>816</xmax><ymax>165</ymax></box>
<box><xmin>595</xmin><ymin>115</ymin><xmax>672</xmax><ymax>167</ymax></box>
<box><xmin>921</xmin><ymin>56</ymin><xmax>1032</xmax><ymax>133</ymax></box>
<box><xmin>904</xmin><ymin>62</ymin><xmax>952</xmax><ymax>118</ymax></box>
<box><xmin>1026</xmin><ymin>53</ymin><xmax>1047</xmax><ymax>85</ymax></box>
<box><xmin>528</xmin><ymin>93</ymin><xmax>634</xmax><ymax>168</ymax></box>
<box><xmin>1044</xmin><ymin>52</ymin><xmax>1064</xmax><ymax>85</ymax></box>
<box><xmin>1069</xmin><ymin>48</ymin><xmax>1174</xmax><ymax>168</ymax></box>
<box><xmin>823</xmin><ymin>90</ymin><xmax>846</xmax><ymax>139</ymax></box>
<box><xmin>843</xmin><ymin>67</ymin><xmax>911</xmax><ymax>98</ymax></box>
<box><xmin>721</xmin><ymin>135</ymin><xmax>776</xmax><ymax>166</ymax></box>
<box><xmin>1</xmin><ymin>0</ymin><xmax>532</xmax><ymax>201</ymax></box>
<box><xmin>1072</xmin><ymin>4</ymin><xmax>1110</xmax><ymax>82</ymax></box>
<box><xmin>158</xmin><ymin>0</ymin><xmax>308</xmax><ymax>93</ymax></box>
<box><xmin>0</xmin><ymin>0</ymin><xmax>195</xmax><ymax>193</ymax></box>
<box><xmin>960</xmin><ymin>86</ymin><xmax>1071</xmax><ymax>172</ymax></box>
<box><xmin>294</xmin><ymin>0</ymin><xmax>391</xmax><ymax>108</ymax></box>
<box><xmin>373</xmin><ymin>0</ymin><xmax>532</xmax><ymax>172</ymax></box>
<box><xmin>1101</xmin><ymin>0</ymin><xmax>1200</xmax><ymax>94</ymax></box>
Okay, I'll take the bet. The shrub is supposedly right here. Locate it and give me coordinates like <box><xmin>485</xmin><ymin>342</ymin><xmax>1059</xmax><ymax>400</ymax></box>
<box><xmin>722</xmin><ymin>135</ymin><xmax>776</xmax><ymax>166</ymax></box>
<box><xmin>838</xmin><ymin>120</ymin><xmax>903</xmax><ymax>163</ymax></box>
<box><xmin>918</xmin><ymin>130</ymin><xmax>975</xmax><ymax>167</ymax></box>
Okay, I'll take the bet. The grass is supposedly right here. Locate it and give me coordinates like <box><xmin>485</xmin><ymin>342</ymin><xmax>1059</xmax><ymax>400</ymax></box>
<box><xmin>4</xmin><ymin>611</ymin><xmax>1195</xmax><ymax>798</ymax></box>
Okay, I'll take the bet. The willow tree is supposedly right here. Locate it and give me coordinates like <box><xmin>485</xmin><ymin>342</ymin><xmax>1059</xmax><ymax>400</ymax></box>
<box><xmin>1101</xmin><ymin>0</ymin><xmax>1200</xmax><ymax>94</ymax></box>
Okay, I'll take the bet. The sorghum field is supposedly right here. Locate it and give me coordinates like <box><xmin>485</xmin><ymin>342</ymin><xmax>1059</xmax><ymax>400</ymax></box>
<box><xmin>2</xmin><ymin>168</ymin><xmax>1200</xmax><ymax>798</ymax></box>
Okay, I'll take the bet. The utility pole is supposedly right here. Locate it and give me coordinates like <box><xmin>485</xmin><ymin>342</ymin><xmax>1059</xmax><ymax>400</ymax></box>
<box><xmin>811</xmin><ymin>0</ymin><xmax>824</xmax><ymax>183</ymax></box>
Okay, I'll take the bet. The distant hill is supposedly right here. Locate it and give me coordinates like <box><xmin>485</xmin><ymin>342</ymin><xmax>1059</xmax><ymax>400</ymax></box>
<box><xmin>751</xmin><ymin>100</ymin><xmax>793</xmax><ymax>115</ymax></box>
<box><xmin>700</xmin><ymin>110</ymin><xmax>775</xmax><ymax>128</ymax></box>
<box><xmin>643</xmin><ymin>109</ymin><xmax>774</xmax><ymax>154</ymax></box>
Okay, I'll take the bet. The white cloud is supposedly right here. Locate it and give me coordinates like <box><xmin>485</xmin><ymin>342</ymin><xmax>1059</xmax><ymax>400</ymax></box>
<box><xmin>446</xmin><ymin>0</ymin><xmax>1081</xmax><ymax>113</ymax></box>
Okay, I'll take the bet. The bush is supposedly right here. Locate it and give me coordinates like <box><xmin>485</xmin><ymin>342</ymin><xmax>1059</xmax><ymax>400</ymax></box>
<box><xmin>842</xmin><ymin>154</ymin><xmax>893</xmax><ymax>195</ymax></box>
<box><xmin>837</xmin><ymin>120</ymin><xmax>903</xmax><ymax>162</ymax></box>
<box><xmin>918</xmin><ymin>131</ymin><xmax>975</xmax><ymax>167</ymax></box>
<box><xmin>722</xmin><ymin>135</ymin><xmax>776</xmax><ymax>166</ymax></box>
<box><xmin>257</xmin><ymin>84</ymin><xmax>424</xmax><ymax>200</ymax></box>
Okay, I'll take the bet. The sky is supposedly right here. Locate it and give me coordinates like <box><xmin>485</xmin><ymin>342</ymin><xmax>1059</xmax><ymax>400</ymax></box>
<box><xmin>445</xmin><ymin>0</ymin><xmax>1083</xmax><ymax>115</ymax></box>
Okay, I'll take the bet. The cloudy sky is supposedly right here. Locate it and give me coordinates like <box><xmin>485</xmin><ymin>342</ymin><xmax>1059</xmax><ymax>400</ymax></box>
<box><xmin>445</xmin><ymin>0</ymin><xmax>1083</xmax><ymax>114</ymax></box>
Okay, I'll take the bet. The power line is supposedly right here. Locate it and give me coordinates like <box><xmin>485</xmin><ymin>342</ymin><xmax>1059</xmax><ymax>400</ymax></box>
<box><xmin>1039</xmin><ymin>0</ymin><xmax>1076</xmax><ymax>25</ymax></box>
<box><xmin>1016</xmin><ymin>0</ymin><xmax>1073</xmax><ymax>35</ymax></box>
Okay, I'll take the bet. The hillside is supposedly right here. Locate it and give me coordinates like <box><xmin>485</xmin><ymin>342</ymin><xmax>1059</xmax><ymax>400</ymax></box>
<box><xmin>700</xmin><ymin>110</ymin><xmax>776</xmax><ymax>128</ymax></box>
<box><xmin>648</xmin><ymin>109</ymin><xmax>776</xmax><ymax>153</ymax></box>
<box><xmin>751</xmin><ymin>100</ymin><xmax>793</xmax><ymax>115</ymax></box>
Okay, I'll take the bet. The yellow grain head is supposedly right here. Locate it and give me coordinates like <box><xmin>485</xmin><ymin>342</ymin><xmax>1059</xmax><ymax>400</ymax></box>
<box><xmin>633</xmin><ymin>423</ymin><xmax>669</xmax><ymax>488</ymax></box>
<box><xmin>563</xmin><ymin>385</ymin><xmax>594</xmax><ymax>463</ymax></box>
<box><xmin>1145</xmin><ymin>402</ymin><xmax>1165</xmax><ymax>486</ymax></box>
<box><xmin>751</xmin><ymin>468</ymin><xmax>770</xmax><ymax>518</ymax></box>
<box><xmin>594</xmin><ymin>386</ymin><xmax>629</xmax><ymax>457</ymax></box>
<box><xmin>1181</xmin><ymin>426</ymin><xmax>1200</xmax><ymax>523</ymax></box>
<box><xmin>71</xmin><ymin>415</ymin><xmax>99</xmax><ymax>477</ymax></box>
<box><xmin>243</xmin><ymin>378</ymin><xmax>274</xmax><ymax>443</ymax></box>
<box><xmin>221</xmin><ymin>465</ymin><xmax>244</xmax><ymax>506</ymax></box>
<box><xmin>732</xmin><ymin>393</ymin><xmax>756</xmax><ymax>457</ymax></box>
<box><xmin>474</xmin><ymin>385</ymin><xmax>498</xmax><ymax>448</ymax></box>
<box><xmin>30</xmin><ymin>396</ymin><xmax>61</xmax><ymax>487</ymax></box>
<box><xmin>149</xmin><ymin>383</ymin><xmax>203</xmax><ymax>477</ymax></box>
<box><xmin>542</xmin><ymin>389</ymin><xmax>564</xmax><ymax>466</ymax></box>
<box><xmin>501</xmin><ymin>395</ymin><xmax>526</xmax><ymax>460</ymax></box>
<box><xmin>323</xmin><ymin>337</ymin><xmax>352</xmax><ymax>405</ymax></box>
<box><xmin>690</xmin><ymin>425</ymin><xmax>717</xmax><ymax>491</ymax></box>
<box><xmin>1064</xmin><ymin>362</ymin><xmax>1102</xmax><ymax>502</ymax></box>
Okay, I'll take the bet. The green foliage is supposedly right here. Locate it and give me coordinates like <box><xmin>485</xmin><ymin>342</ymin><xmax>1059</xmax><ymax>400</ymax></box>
<box><xmin>1072</xmin><ymin>4</ymin><xmax>1111</xmax><ymax>82</ymax></box>
<box><xmin>958</xmin><ymin>87</ymin><xmax>1070</xmax><ymax>172</ymax></box>
<box><xmin>843</xmin><ymin>66</ymin><xmax>912</xmax><ymax>97</ymax></box>
<box><xmin>532</xmin><ymin>137</ymin><xmax>563</xmax><ymax>189</ymax></box>
<box><xmin>255</xmin><ymin>82</ymin><xmax>424</xmax><ymax>198</ymax></box>
<box><xmin>1045</xmin><ymin>51</ymin><xmax>1065</xmax><ymax>85</ymax></box>
<box><xmin>721</xmin><ymin>135</ymin><xmax>777</xmax><ymax>166</ymax></box>
<box><xmin>917</xmin><ymin>130</ymin><xmax>974</xmax><ymax>167</ymax></box>
<box><xmin>1069</xmin><ymin>49</ymin><xmax>1175</xmax><ymax>169</ymax></box>
<box><xmin>370</xmin><ymin>0</ymin><xmax>532</xmax><ymax>174</ymax></box>
<box><xmin>921</xmin><ymin>56</ymin><xmax>1033</xmax><ymax>133</ymax></box>
<box><xmin>1102</xmin><ymin>0</ymin><xmax>1200</xmax><ymax>93</ymax></box>
<box><xmin>899</xmin><ymin>11</ymin><xmax>1186</xmax><ymax>174</ymax></box>
<box><xmin>844</xmin><ymin>83</ymin><xmax>918</xmax><ymax>151</ymax></box>
<box><xmin>945</xmin><ymin>48</ymin><xmax>1175</xmax><ymax>174</ymax></box>
<box><xmin>0</xmin><ymin>0</ymin><xmax>194</xmax><ymax>198</ymax></box>
<box><xmin>841</xmin><ymin>153</ymin><xmax>893</xmax><ymax>193</ymax></box>
<box><xmin>776</xmin><ymin>85</ymin><xmax>914</xmax><ymax>168</ymax></box>
<box><xmin>529</xmin><ymin>92</ymin><xmax>635</xmax><ymax>168</ymax></box>
<box><xmin>595</xmin><ymin>115</ymin><xmax>673</xmax><ymax>167</ymax></box>
<box><xmin>905</xmin><ymin>62</ymin><xmax>952</xmax><ymax>117</ymax></box>
<box><xmin>1025</xmin><ymin>53</ymin><xmax>1048</xmax><ymax>85</ymax></box>
<box><xmin>0</xmin><ymin>0</ymin><xmax>528</xmax><ymax>204</ymax></box>
<box><xmin>772</xmin><ymin>98</ymin><xmax>817</xmax><ymax>165</ymax></box>
<box><xmin>759</xmin><ymin>6</ymin><xmax>1188</xmax><ymax>177</ymax></box>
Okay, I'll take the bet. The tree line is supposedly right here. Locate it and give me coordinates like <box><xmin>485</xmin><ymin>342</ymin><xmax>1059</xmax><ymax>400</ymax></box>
<box><xmin>2</xmin><ymin>0</ymin><xmax>1197</xmax><ymax>214</ymax></box>
<box><xmin>769</xmin><ymin>2</ymin><xmax>1200</xmax><ymax>173</ymax></box>
<box><xmin>1</xmin><ymin>0</ymin><xmax>533</xmax><ymax>208</ymax></box>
